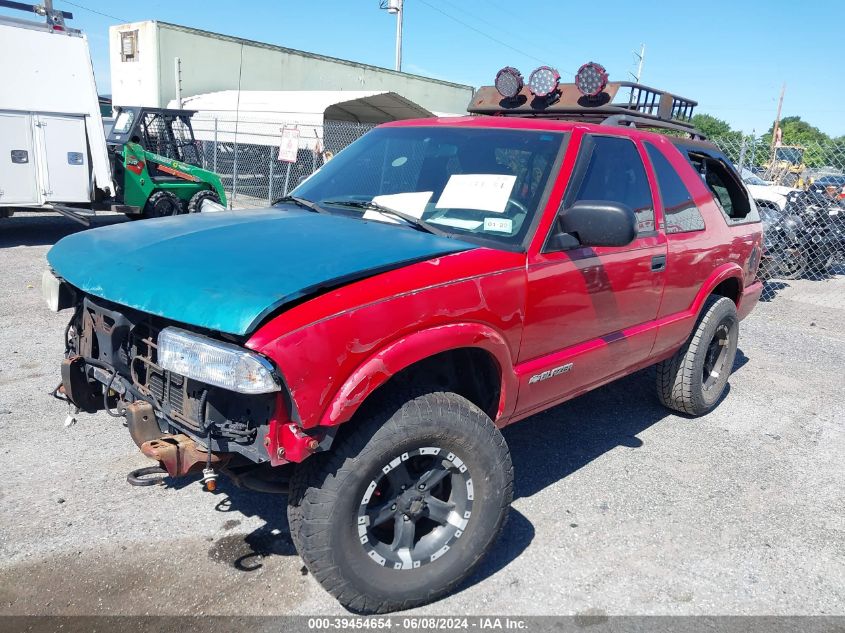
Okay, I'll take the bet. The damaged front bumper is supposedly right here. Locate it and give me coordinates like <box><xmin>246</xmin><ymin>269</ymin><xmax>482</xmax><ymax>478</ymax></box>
<box><xmin>56</xmin><ymin>296</ymin><xmax>329</xmax><ymax>483</ymax></box>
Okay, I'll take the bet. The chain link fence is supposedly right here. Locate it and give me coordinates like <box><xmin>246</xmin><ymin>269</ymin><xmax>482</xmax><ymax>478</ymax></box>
<box><xmin>190</xmin><ymin>117</ymin><xmax>376</xmax><ymax>209</ymax></box>
<box><xmin>714</xmin><ymin>136</ymin><xmax>845</xmax><ymax>303</ymax></box>
<box><xmin>185</xmin><ymin>117</ymin><xmax>845</xmax><ymax>306</ymax></box>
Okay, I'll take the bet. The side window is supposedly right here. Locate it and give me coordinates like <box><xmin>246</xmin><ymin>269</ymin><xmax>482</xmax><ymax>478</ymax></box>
<box><xmin>686</xmin><ymin>151</ymin><xmax>759</xmax><ymax>225</ymax></box>
<box><xmin>644</xmin><ymin>142</ymin><xmax>705</xmax><ymax>234</ymax></box>
<box><xmin>566</xmin><ymin>136</ymin><xmax>655</xmax><ymax>234</ymax></box>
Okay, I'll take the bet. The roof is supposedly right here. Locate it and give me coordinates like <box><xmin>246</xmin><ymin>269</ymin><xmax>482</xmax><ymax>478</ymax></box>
<box><xmin>148</xmin><ymin>21</ymin><xmax>474</xmax><ymax>92</ymax></box>
<box><xmin>381</xmin><ymin>115</ymin><xmax>720</xmax><ymax>149</ymax></box>
<box><xmin>169</xmin><ymin>90</ymin><xmax>433</xmax><ymax>148</ymax></box>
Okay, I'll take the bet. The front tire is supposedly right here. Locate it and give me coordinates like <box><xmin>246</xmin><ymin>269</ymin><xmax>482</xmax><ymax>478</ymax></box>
<box><xmin>288</xmin><ymin>390</ymin><xmax>513</xmax><ymax>614</ymax></box>
<box><xmin>656</xmin><ymin>295</ymin><xmax>739</xmax><ymax>416</ymax></box>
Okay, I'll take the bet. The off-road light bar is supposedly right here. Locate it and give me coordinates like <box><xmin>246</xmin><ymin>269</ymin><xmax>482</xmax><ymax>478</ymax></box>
<box><xmin>575</xmin><ymin>61</ymin><xmax>608</xmax><ymax>97</ymax></box>
<box><xmin>527</xmin><ymin>66</ymin><xmax>560</xmax><ymax>98</ymax></box>
<box><xmin>494</xmin><ymin>66</ymin><xmax>524</xmax><ymax>99</ymax></box>
<box><xmin>157</xmin><ymin>327</ymin><xmax>280</xmax><ymax>394</ymax></box>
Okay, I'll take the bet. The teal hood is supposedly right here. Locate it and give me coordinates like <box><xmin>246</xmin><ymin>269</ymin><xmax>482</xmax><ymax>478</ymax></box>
<box><xmin>47</xmin><ymin>208</ymin><xmax>475</xmax><ymax>336</ymax></box>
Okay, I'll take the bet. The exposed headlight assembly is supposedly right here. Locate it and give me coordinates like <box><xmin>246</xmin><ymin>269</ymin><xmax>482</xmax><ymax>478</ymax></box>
<box><xmin>157</xmin><ymin>327</ymin><xmax>280</xmax><ymax>394</ymax></box>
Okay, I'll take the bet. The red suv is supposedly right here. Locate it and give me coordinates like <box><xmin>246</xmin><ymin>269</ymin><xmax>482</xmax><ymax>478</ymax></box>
<box><xmin>44</xmin><ymin>66</ymin><xmax>763</xmax><ymax>613</ymax></box>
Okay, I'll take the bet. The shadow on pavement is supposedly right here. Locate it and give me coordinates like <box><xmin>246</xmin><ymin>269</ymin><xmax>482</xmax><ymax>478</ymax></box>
<box><xmin>0</xmin><ymin>213</ymin><xmax>128</xmax><ymax>248</ymax></box>
<box><xmin>199</xmin><ymin>352</ymin><xmax>749</xmax><ymax>605</ymax></box>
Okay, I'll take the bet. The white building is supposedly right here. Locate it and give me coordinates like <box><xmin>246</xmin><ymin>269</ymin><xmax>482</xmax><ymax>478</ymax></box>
<box><xmin>109</xmin><ymin>21</ymin><xmax>474</xmax><ymax>115</ymax></box>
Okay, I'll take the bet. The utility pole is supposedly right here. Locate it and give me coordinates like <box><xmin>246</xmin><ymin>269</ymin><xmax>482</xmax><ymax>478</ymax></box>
<box><xmin>771</xmin><ymin>83</ymin><xmax>786</xmax><ymax>148</ymax></box>
<box><xmin>384</xmin><ymin>0</ymin><xmax>403</xmax><ymax>72</ymax></box>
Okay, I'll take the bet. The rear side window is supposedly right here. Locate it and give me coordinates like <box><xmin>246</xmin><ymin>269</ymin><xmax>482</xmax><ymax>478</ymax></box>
<box><xmin>685</xmin><ymin>151</ymin><xmax>759</xmax><ymax>225</ymax></box>
<box><xmin>644</xmin><ymin>143</ymin><xmax>705</xmax><ymax>234</ymax></box>
<box><xmin>566</xmin><ymin>135</ymin><xmax>655</xmax><ymax>234</ymax></box>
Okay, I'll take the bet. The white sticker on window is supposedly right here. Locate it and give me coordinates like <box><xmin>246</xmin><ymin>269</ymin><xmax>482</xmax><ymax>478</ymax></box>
<box><xmin>428</xmin><ymin>217</ymin><xmax>483</xmax><ymax>230</ymax></box>
<box><xmin>483</xmin><ymin>217</ymin><xmax>513</xmax><ymax>233</ymax></box>
<box><xmin>436</xmin><ymin>174</ymin><xmax>516</xmax><ymax>213</ymax></box>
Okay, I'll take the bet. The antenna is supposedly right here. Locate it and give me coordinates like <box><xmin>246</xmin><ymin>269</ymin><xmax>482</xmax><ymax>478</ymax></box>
<box><xmin>629</xmin><ymin>43</ymin><xmax>645</xmax><ymax>83</ymax></box>
<box><xmin>379</xmin><ymin>0</ymin><xmax>403</xmax><ymax>72</ymax></box>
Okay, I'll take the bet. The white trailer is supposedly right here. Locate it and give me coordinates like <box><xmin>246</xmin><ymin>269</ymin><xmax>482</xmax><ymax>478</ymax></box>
<box><xmin>0</xmin><ymin>2</ymin><xmax>113</xmax><ymax>222</ymax></box>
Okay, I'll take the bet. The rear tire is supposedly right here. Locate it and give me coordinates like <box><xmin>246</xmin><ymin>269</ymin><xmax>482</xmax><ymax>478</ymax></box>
<box><xmin>143</xmin><ymin>191</ymin><xmax>184</xmax><ymax>218</ymax></box>
<box><xmin>287</xmin><ymin>389</ymin><xmax>513</xmax><ymax>614</ymax></box>
<box><xmin>187</xmin><ymin>189</ymin><xmax>221</xmax><ymax>213</ymax></box>
<box><xmin>656</xmin><ymin>295</ymin><xmax>739</xmax><ymax>416</ymax></box>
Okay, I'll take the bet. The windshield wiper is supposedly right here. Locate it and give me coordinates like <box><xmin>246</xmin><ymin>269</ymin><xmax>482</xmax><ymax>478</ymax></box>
<box><xmin>322</xmin><ymin>199</ymin><xmax>447</xmax><ymax>236</ymax></box>
<box><xmin>274</xmin><ymin>195</ymin><xmax>328</xmax><ymax>214</ymax></box>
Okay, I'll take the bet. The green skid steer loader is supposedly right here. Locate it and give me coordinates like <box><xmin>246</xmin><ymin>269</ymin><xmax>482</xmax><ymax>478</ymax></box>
<box><xmin>107</xmin><ymin>106</ymin><xmax>226</xmax><ymax>219</ymax></box>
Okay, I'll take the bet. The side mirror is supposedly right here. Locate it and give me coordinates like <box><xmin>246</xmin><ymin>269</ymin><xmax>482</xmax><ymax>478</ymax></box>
<box><xmin>548</xmin><ymin>200</ymin><xmax>637</xmax><ymax>250</ymax></box>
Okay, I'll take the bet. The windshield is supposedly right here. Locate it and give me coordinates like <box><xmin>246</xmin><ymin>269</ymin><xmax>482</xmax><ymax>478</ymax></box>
<box><xmin>112</xmin><ymin>110</ymin><xmax>135</xmax><ymax>134</ymax></box>
<box><xmin>774</xmin><ymin>147</ymin><xmax>803</xmax><ymax>165</ymax></box>
<box><xmin>290</xmin><ymin>126</ymin><xmax>565</xmax><ymax>247</ymax></box>
<box><xmin>741</xmin><ymin>168</ymin><xmax>768</xmax><ymax>186</ymax></box>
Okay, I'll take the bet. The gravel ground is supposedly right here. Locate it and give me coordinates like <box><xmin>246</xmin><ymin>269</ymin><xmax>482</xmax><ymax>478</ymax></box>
<box><xmin>0</xmin><ymin>211</ymin><xmax>843</xmax><ymax>617</ymax></box>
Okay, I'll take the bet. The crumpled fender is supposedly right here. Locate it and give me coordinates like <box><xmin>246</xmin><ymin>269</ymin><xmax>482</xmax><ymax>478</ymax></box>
<box><xmin>317</xmin><ymin>323</ymin><xmax>518</xmax><ymax>428</ymax></box>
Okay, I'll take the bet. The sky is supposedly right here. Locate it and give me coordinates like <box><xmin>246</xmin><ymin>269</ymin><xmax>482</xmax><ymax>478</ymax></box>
<box><xmin>5</xmin><ymin>0</ymin><xmax>844</xmax><ymax>137</ymax></box>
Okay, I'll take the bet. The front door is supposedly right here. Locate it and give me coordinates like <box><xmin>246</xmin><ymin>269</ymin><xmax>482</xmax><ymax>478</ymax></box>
<box><xmin>515</xmin><ymin>133</ymin><xmax>667</xmax><ymax>417</ymax></box>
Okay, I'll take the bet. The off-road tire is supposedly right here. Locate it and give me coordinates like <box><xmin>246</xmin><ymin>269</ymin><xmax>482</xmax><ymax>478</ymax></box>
<box><xmin>187</xmin><ymin>189</ymin><xmax>220</xmax><ymax>213</ymax></box>
<box><xmin>142</xmin><ymin>190</ymin><xmax>184</xmax><ymax>218</ymax></box>
<box><xmin>656</xmin><ymin>295</ymin><xmax>739</xmax><ymax>416</ymax></box>
<box><xmin>287</xmin><ymin>389</ymin><xmax>513</xmax><ymax>614</ymax></box>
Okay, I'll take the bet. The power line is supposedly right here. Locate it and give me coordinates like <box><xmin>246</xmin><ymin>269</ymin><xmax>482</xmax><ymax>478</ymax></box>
<box><xmin>415</xmin><ymin>0</ymin><xmax>565</xmax><ymax>71</ymax></box>
<box><xmin>60</xmin><ymin>1</ymin><xmax>126</xmax><ymax>22</ymax></box>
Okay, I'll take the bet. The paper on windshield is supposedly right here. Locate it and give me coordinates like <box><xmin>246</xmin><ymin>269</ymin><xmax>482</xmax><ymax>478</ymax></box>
<box><xmin>363</xmin><ymin>191</ymin><xmax>433</xmax><ymax>223</ymax></box>
<box><xmin>436</xmin><ymin>174</ymin><xmax>517</xmax><ymax>213</ymax></box>
<box><xmin>428</xmin><ymin>217</ymin><xmax>483</xmax><ymax>230</ymax></box>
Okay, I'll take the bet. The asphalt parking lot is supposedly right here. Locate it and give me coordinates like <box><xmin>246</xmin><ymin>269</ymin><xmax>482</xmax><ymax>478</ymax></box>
<box><xmin>0</xmin><ymin>212</ymin><xmax>843</xmax><ymax>617</ymax></box>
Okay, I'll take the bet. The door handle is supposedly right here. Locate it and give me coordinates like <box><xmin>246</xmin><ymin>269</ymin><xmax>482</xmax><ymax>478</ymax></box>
<box><xmin>651</xmin><ymin>254</ymin><xmax>667</xmax><ymax>272</ymax></box>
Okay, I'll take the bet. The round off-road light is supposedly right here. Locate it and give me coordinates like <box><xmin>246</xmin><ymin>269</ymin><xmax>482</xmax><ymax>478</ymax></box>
<box><xmin>527</xmin><ymin>66</ymin><xmax>560</xmax><ymax>98</ymax></box>
<box><xmin>575</xmin><ymin>61</ymin><xmax>608</xmax><ymax>97</ymax></box>
<box><xmin>494</xmin><ymin>66</ymin><xmax>524</xmax><ymax>99</ymax></box>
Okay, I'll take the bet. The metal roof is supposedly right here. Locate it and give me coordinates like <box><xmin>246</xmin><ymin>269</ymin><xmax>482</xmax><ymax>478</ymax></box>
<box><xmin>168</xmin><ymin>90</ymin><xmax>433</xmax><ymax>147</ymax></box>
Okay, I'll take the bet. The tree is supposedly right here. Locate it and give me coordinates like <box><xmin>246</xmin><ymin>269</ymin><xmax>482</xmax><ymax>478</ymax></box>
<box><xmin>765</xmin><ymin>116</ymin><xmax>831</xmax><ymax>147</ymax></box>
<box><xmin>691</xmin><ymin>113</ymin><xmax>739</xmax><ymax>140</ymax></box>
<box><xmin>761</xmin><ymin>117</ymin><xmax>833</xmax><ymax>168</ymax></box>
<box><xmin>691</xmin><ymin>114</ymin><xmax>743</xmax><ymax>162</ymax></box>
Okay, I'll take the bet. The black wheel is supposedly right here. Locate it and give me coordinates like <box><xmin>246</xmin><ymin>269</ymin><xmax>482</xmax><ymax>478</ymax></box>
<box><xmin>656</xmin><ymin>295</ymin><xmax>739</xmax><ymax>416</ymax></box>
<box><xmin>187</xmin><ymin>189</ymin><xmax>221</xmax><ymax>213</ymax></box>
<box><xmin>143</xmin><ymin>190</ymin><xmax>184</xmax><ymax>218</ymax></box>
<box><xmin>288</xmin><ymin>390</ymin><xmax>513</xmax><ymax>614</ymax></box>
<box><xmin>777</xmin><ymin>245</ymin><xmax>807</xmax><ymax>279</ymax></box>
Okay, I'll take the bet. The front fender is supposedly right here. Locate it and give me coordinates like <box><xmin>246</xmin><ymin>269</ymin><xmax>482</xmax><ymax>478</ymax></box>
<box><xmin>319</xmin><ymin>323</ymin><xmax>518</xmax><ymax>428</ymax></box>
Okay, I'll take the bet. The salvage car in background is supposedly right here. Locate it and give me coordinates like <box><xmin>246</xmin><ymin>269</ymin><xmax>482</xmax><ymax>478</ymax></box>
<box><xmin>44</xmin><ymin>64</ymin><xmax>763</xmax><ymax>613</ymax></box>
<box><xmin>741</xmin><ymin>168</ymin><xmax>791</xmax><ymax>211</ymax></box>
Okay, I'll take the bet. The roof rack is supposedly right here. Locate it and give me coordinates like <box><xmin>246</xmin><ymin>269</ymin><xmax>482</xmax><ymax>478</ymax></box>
<box><xmin>468</xmin><ymin>80</ymin><xmax>705</xmax><ymax>139</ymax></box>
<box><xmin>0</xmin><ymin>0</ymin><xmax>79</xmax><ymax>34</ymax></box>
